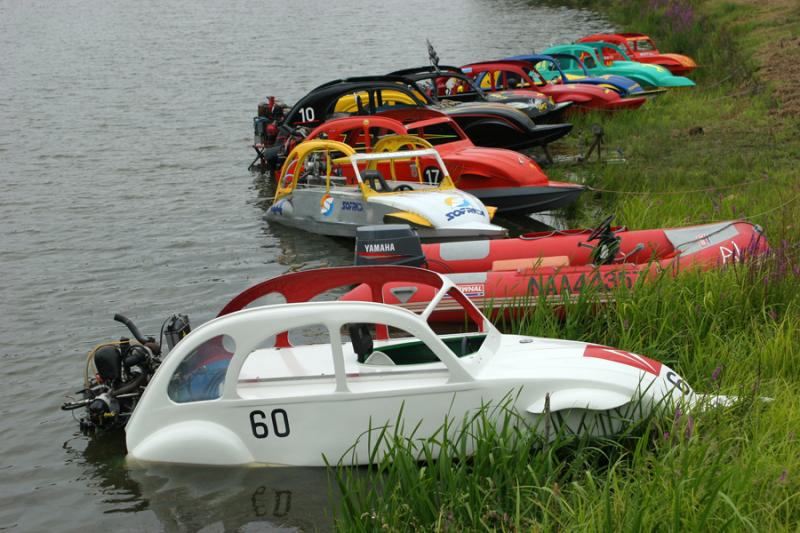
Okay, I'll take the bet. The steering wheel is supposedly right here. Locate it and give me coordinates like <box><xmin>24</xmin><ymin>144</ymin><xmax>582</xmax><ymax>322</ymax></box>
<box><xmin>586</xmin><ymin>214</ymin><xmax>615</xmax><ymax>242</ymax></box>
<box><xmin>393</xmin><ymin>184</ymin><xmax>414</xmax><ymax>192</ymax></box>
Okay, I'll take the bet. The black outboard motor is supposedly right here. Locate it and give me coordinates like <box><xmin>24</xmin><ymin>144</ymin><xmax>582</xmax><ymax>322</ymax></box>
<box><xmin>254</xmin><ymin>96</ymin><xmax>284</xmax><ymax>147</ymax></box>
<box><xmin>355</xmin><ymin>225</ymin><xmax>425</xmax><ymax>267</ymax></box>
<box><xmin>163</xmin><ymin>313</ymin><xmax>191</xmax><ymax>351</ymax></box>
<box><xmin>61</xmin><ymin>313</ymin><xmax>183</xmax><ymax>434</ymax></box>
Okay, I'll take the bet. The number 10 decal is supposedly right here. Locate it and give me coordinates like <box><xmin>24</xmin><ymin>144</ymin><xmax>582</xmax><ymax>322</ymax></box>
<box><xmin>250</xmin><ymin>409</ymin><xmax>290</xmax><ymax>439</ymax></box>
<box><xmin>298</xmin><ymin>107</ymin><xmax>315</xmax><ymax>123</ymax></box>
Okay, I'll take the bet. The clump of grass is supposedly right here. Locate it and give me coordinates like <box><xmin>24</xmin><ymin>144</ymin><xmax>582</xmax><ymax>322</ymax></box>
<box><xmin>330</xmin><ymin>381</ymin><xmax>799</xmax><ymax>531</ymax></box>
<box><xmin>330</xmin><ymin>251</ymin><xmax>800</xmax><ymax>531</ymax></box>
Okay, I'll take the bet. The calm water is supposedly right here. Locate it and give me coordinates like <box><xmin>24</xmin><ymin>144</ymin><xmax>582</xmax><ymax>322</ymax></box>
<box><xmin>0</xmin><ymin>0</ymin><xmax>611</xmax><ymax>530</ymax></box>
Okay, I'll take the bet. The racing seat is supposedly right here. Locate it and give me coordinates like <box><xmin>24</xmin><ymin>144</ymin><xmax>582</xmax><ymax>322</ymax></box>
<box><xmin>362</xmin><ymin>170</ymin><xmax>393</xmax><ymax>193</ymax></box>
<box><xmin>348</xmin><ymin>323</ymin><xmax>373</xmax><ymax>363</ymax></box>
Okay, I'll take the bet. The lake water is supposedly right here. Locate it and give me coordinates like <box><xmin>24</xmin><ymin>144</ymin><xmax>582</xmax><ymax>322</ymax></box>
<box><xmin>0</xmin><ymin>0</ymin><xmax>611</xmax><ymax>530</ymax></box>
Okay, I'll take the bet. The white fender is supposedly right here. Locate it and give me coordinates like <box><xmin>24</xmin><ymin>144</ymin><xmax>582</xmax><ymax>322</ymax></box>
<box><xmin>128</xmin><ymin>421</ymin><xmax>254</xmax><ymax>466</ymax></box>
<box><xmin>526</xmin><ymin>388</ymin><xmax>632</xmax><ymax>414</ymax></box>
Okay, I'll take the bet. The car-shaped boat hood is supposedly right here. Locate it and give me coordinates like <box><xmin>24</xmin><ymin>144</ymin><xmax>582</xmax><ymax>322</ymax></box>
<box><xmin>368</xmin><ymin>190</ymin><xmax>499</xmax><ymax>230</ymax></box>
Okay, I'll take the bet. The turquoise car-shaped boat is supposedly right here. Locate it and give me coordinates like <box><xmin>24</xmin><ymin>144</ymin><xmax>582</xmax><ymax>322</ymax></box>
<box><xmin>542</xmin><ymin>43</ymin><xmax>695</xmax><ymax>89</ymax></box>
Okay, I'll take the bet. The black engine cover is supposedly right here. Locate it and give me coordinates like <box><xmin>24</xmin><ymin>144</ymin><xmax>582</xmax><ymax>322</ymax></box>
<box><xmin>94</xmin><ymin>345</ymin><xmax>123</xmax><ymax>383</ymax></box>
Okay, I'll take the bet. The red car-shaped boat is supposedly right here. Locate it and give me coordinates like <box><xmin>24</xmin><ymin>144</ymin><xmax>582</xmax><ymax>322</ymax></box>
<box><xmin>577</xmin><ymin>33</ymin><xmax>698</xmax><ymax>76</ymax></box>
<box><xmin>461</xmin><ymin>60</ymin><xmax>647</xmax><ymax>113</ymax></box>
<box><xmin>303</xmin><ymin>110</ymin><xmax>584</xmax><ymax>213</ymax></box>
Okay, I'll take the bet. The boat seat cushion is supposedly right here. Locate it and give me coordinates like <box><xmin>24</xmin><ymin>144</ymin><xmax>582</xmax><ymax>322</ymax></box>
<box><xmin>491</xmin><ymin>256</ymin><xmax>570</xmax><ymax>271</ymax></box>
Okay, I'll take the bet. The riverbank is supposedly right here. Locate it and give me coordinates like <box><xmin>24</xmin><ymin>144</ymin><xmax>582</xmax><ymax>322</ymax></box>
<box><xmin>332</xmin><ymin>0</ymin><xmax>800</xmax><ymax>530</ymax></box>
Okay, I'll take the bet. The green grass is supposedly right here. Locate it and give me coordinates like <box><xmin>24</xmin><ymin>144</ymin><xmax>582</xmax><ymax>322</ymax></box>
<box><xmin>330</xmin><ymin>259</ymin><xmax>800</xmax><ymax>531</ymax></box>
<box><xmin>330</xmin><ymin>0</ymin><xmax>800</xmax><ymax>530</ymax></box>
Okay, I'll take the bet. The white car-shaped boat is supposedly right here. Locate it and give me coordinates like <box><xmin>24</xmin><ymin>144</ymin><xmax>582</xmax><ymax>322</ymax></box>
<box><xmin>126</xmin><ymin>266</ymin><xmax>721</xmax><ymax>467</ymax></box>
<box><xmin>264</xmin><ymin>140</ymin><xmax>506</xmax><ymax>240</ymax></box>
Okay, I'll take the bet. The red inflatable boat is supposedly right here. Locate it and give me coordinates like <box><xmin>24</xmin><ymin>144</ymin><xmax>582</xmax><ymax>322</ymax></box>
<box><xmin>343</xmin><ymin>219</ymin><xmax>767</xmax><ymax>322</ymax></box>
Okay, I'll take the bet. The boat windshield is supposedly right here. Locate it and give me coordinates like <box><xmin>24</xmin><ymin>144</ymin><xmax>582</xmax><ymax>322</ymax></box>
<box><xmin>406</xmin><ymin>122</ymin><xmax>463</xmax><ymax>146</ymax></box>
<box><xmin>167</xmin><ymin>334</ymin><xmax>236</xmax><ymax>403</ymax></box>
<box><xmin>631</xmin><ymin>38</ymin><xmax>657</xmax><ymax>52</ymax></box>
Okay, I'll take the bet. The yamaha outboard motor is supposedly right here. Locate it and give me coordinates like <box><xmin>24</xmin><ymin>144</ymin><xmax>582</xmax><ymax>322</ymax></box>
<box><xmin>355</xmin><ymin>225</ymin><xmax>425</xmax><ymax>267</ymax></box>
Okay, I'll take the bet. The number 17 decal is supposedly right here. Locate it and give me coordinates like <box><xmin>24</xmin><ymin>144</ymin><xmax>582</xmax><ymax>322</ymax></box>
<box><xmin>423</xmin><ymin>166</ymin><xmax>441</xmax><ymax>184</ymax></box>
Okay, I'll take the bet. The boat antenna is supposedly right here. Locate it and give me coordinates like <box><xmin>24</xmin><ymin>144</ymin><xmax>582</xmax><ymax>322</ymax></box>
<box><xmin>426</xmin><ymin>38</ymin><xmax>441</xmax><ymax>73</ymax></box>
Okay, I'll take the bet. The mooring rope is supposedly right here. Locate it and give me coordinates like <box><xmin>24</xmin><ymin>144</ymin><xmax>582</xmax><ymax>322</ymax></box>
<box><xmin>585</xmin><ymin>176</ymin><xmax>768</xmax><ymax>195</ymax></box>
<box><xmin>745</xmin><ymin>191</ymin><xmax>800</xmax><ymax>219</ymax></box>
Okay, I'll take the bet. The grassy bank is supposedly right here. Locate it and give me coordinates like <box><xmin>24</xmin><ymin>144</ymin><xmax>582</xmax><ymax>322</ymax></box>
<box><xmin>331</xmin><ymin>1</ymin><xmax>800</xmax><ymax>530</ymax></box>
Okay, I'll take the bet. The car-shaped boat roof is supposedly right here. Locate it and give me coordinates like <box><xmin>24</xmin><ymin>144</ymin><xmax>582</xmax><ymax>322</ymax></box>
<box><xmin>285</xmin><ymin>78</ymin><xmax>432</xmax><ymax>126</ymax></box>
<box><xmin>387</xmin><ymin>66</ymin><xmax>488</xmax><ymax>95</ymax></box>
<box><xmin>543</xmin><ymin>43</ymin><xmax>695</xmax><ymax>88</ymax></box>
<box><xmin>388</xmin><ymin>65</ymin><xmax>466</xmax><ymax>79</ymax></box>
<box><xmin>506</xmin><ymin>53</ymin><xmax>647</xmax><ymax>96</ymax></box>
<box><xmin>503</xmin><ymin>54</ymin><xmax>572</xmax><ymax>81</ymax></box>
<box><xmin>217</xmin><ymin>265</ymin><xmax>488</xmax><ymax>334</ymax></box>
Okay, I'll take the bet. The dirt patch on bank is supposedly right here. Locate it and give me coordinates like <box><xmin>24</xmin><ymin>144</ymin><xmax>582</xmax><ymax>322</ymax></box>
<box><xmin>729</xmin><ymin>0</ymin><xmax>800</xmax><ymax>116</ymax></box>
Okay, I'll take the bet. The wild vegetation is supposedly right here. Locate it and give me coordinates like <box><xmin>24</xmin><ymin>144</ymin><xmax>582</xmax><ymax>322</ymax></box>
<box><xmin>331</xmin><ymin>0</ymin><xmax>800</xmax><ymax>530</ymax></box>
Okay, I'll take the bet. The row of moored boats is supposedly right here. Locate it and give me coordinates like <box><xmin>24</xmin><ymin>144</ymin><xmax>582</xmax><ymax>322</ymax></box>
<box><xmin>62</xmin><ymin>32</ymin><xmax>769</xmax><ymax>467</ymax></box>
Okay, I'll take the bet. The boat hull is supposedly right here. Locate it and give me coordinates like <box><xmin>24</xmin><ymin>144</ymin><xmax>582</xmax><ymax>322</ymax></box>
<box><xmin>468</xmin><ymin>183</ymin><xmax>585</xmax><ymax>213</ymax></box>
<box><xmin>344</xmin><ymin>221</ymin><xmax>767</xmax><ymax>321</ymax></box>
<box><xmin>450</xmin><ymin>116</ymin><xmax>573</xmax><ymax>150</ymax></box>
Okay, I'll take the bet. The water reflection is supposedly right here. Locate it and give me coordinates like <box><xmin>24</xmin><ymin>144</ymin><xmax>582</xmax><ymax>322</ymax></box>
<box><xmin>63</xmin><ymin>431</ymin><xmax>148</xmax><ymax>514</ymax></box>
<box><xmin>254</xmin><ymin>172</ymin><xmax>355</xmax><ymax>271</ymax></box>
<box><xmin>67</xmin><ymin>430</ymin><xmax>336</xmax><ymax>531</ymax></box>
<box><xmin>127</xmin><ymin>464</ymin><xmax>335</xmax><ymax>532</ymax></box>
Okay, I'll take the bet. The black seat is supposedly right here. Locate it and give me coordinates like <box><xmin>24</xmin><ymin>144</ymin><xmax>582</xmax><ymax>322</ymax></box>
<box><xmin>348</xmin><ymin>323</ymin><xmax>373</xmax><ymax>363</ymax></box>
<box><xmin>362</xmin><ymin>169</ymin><xmax>392</xmax><ymax>192</ymax></box>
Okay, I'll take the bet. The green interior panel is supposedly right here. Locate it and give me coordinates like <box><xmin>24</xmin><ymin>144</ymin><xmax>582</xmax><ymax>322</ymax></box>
<box><xmin>377</xmin><ymin>334</ymin><xmax>487</xmax><ymax>365</ymax></box>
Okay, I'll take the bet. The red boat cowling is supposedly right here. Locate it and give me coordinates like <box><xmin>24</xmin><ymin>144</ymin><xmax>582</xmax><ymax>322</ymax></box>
<box><xmin>342</xmin><ymin>220</ymin><xmax>768</xmax><ymax>322</ymax></box>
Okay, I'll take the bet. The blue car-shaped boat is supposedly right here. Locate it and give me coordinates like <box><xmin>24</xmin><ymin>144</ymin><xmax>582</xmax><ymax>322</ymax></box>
<box><xmin>505</xmin><ymin>53</ymin><xmax>654</xmax><ymax>98</ymax></box>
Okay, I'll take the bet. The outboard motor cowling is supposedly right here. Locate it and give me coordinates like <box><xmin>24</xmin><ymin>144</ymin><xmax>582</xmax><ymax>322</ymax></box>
<box><xmin>355</xmin><ymin>225</ymin><xmax>425</xmax><ymax>267</ymax></box>
<box><xmin>254</xmin><ymin>96</ymin><xmax>284</xmax><ymax>147</ymax></box>
<box><xmin>93</xmin><ymin>345</ymin><xmax>123</xmax><ymax>383</ymax></box>
<box><xmin>164</xmin><ymin>314</ymin><xmax>191</xmax><ymax>352</ymax></box>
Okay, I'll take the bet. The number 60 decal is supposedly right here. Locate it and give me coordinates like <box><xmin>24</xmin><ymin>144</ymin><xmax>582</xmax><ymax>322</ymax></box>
<box><xmin>249</xmin><ymin>409</ymin><xmax>290</xmax><ymax>439</ymax></box>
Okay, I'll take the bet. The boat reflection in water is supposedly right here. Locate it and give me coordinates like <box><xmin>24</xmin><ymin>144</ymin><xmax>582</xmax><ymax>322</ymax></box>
<box><xmin>68</xmin><ymin>432</ymin><xmax>336</xmax><ymax>531</ymax></box>
<box><xmin>126</xmin><ymin>463</ymin><xmax>336</xmax><ymax>532</ymax></box>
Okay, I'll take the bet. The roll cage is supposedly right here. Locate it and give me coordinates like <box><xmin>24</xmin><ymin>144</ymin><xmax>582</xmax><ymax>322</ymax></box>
<box><xmin>272</xmin><ymin>140</ymin><xmax>456</xmax><ymax>202</ymax></box>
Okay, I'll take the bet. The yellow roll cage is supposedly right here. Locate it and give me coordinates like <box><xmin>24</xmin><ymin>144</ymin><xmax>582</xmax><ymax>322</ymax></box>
<box><xmin>274</xmin><ymin>138</ymin><xmax>456</xmax><ymax>203</ymax></box>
